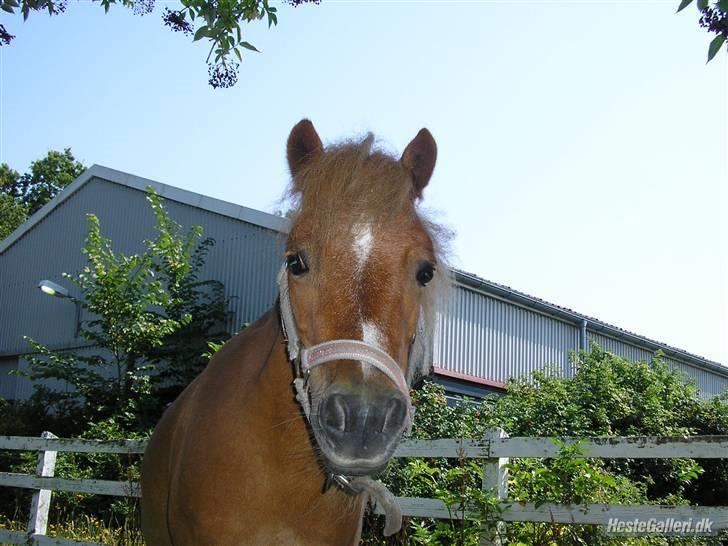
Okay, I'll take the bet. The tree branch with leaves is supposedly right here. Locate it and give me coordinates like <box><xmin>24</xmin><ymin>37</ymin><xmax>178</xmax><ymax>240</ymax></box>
<box><xmin>0</xmin><ymin>0</ymin><xmax>320</xmax><ymax>88</ymax></box>
<box><xmin>678</xmin><ymin>0</ymin><xmax>728</xmax><ymax>61</ymax></box>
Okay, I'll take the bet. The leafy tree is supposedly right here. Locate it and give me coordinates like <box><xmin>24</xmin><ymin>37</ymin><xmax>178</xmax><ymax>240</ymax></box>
<box><xmin>0</xmin><ymin>164</ymin><xmax>27</xmax><ymax>240</ymax></box>
<box><xmin>144</xmin><ymin>236</ymin><xmax>230</xmax><ymax>406</ymax></box>
<box><xmin>0</xmin><ymin>148</ymin><xmax>86</xmax><ymax>240</ymax></box>
<box><xmin>0</xmin><ymin>0</ymin><xmax>320</xmax><ymax>88</ymax></box>
<box><xmin>20</xmin><ymin>188</ymin><xmax>229</xmax><ymax>431</ymax></box>
<box><xmin>0</xmin><ymin>193</ymin><xmax>27</xmax><ymax>240</ymax></box>
<box><xmin>678</xmin><ymin>0</ymin><xmax>728</xmax><ymax>61</ymax></box>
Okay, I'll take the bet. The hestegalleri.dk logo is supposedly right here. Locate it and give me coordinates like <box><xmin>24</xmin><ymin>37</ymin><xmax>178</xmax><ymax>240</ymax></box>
<box><xmin>606</xmin><ymin>517</ymin><xmax>714</xmax><ymax>535</ymax></box>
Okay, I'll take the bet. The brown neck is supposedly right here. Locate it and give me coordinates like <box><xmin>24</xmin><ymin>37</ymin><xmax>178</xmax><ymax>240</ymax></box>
<box><xmin>248</xmin><ymin>307</ymin><xmax>366</xmax><ymax>542</ymax></box>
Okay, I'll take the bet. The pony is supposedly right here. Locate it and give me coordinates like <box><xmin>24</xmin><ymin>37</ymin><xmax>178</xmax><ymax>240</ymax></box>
<box><xmin>141</xmin><ymin>119</ymin><xmax>447</xmax><ymax>545</ymax></box>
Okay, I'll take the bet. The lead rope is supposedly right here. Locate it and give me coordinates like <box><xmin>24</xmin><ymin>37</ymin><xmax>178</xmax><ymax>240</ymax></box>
<box><xmin>277</xmin><ymin>263</ymin><xmax>406</xmax><ymax>537</ymax></box>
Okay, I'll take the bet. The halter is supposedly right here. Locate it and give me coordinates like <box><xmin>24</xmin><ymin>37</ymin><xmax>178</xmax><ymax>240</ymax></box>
<box><xmin>277</xmin><ymin>263</ymin><xmax>415</xmax><ymax>431</ymax></box>
<box><xmin>277</xmin><ymin>262</ymin><xmax>418</xmax><ymax>536</ymax></box>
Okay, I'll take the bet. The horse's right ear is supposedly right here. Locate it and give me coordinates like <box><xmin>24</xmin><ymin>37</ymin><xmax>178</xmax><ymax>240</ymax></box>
<box><xmin>401</xmin><ymin>128</ymin><xmax>437</xmax><ymax>199</ymax></box>
<box><xmin>287</xmin><ymin>119</ymin><xmax>323</xmax><ymax>179</ymax></box>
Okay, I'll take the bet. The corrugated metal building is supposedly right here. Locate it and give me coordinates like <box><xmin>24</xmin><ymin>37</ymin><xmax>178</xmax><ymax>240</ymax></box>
<box><xmin>2</xmin><ymin>166</ymin><xmax>726</xmax><ymax>400</ymax></box>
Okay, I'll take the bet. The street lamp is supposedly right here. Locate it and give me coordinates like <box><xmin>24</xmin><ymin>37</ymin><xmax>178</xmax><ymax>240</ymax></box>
<box><xmin>38</xmin><ymin>280</ymin><xmax>81</xmax><ymax>337</ymax></box>
<box><xmin>38</xmin><ymin>280</ymin><xmax>70</xmax><ymax>298</ymax></box>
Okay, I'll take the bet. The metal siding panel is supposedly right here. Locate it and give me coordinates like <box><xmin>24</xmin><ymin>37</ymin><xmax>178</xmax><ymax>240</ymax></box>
<box><xmin>437</xmin><ymin>285</ymin><xmax>580</xmax><ymax>384</ymax></box>
<box><xmin>0</xmin><ymin>179</ymin><xmax>283</xmax><ymax>394</ymax></box>
<box><xmin>588</xmin><ymin>332</ymin><xmax>653</xmax><ymax>363</ymax></box>
<box><xmin>0</xmin><ymin>357</ymin><xmax>18</xmax><ymax>399</ymax></box>
<box><xmin>586</xmin><ymin>332</ymin><xmax>728</xmax><ymax>399</ymax></box>
<box><xmin>664</xmin><ymin>357</ymin><xmax>728</xmax><ymax>398</ymax></box>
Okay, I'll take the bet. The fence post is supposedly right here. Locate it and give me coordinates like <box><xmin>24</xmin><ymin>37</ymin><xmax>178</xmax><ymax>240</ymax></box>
<box><xmin>26</xmin><ymin>431</ymin><xmax>58</xmax><ymax>538</ymax></box>
<box><xmin>481</xmin><ymin>427</ymin><xmax>509</xmax><ymax>546</ymax></box>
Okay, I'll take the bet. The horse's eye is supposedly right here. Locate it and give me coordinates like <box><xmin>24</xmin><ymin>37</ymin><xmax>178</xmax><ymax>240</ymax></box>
<box><xmin>286</xmin><ymin>252</ymin><xmax>309</xmax><ymax>276</ymax></box>
<box><xmin>416</xmin><ymin>263</ymin><xmax>435</xmax><ymax>286</ymax></box>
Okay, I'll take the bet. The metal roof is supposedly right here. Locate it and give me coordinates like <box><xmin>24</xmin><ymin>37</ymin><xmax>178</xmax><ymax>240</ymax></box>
<box><xmin>3</xmin><ymin>165</ymin><xmax>724</xmax><ymax>380</ymax></box>
<box><xmin>0</xmin><ymin>165</ymin><xmax>288</xmax><ymax>255</ymax></box>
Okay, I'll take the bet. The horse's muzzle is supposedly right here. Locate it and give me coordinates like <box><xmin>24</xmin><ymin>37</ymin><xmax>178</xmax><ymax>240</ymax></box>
<box><xmin>314</xmin><ymin>389</ymin><xmax>408</xmax><ymax>475</ymax></box>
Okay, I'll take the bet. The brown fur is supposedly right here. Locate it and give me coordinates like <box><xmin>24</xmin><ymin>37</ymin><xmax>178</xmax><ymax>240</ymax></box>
<box><xmin>141</xmin><ymin>121</ymin><xmax>448</xmax><ymax>545</ymax></box>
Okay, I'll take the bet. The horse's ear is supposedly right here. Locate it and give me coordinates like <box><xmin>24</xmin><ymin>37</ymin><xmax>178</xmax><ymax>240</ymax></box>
<box><xmin>287</xmin><ymin>119</ymin><xmax>323</xmax><ymax>178</ymax></box>
<box><xmin>401</xmin><ymin>128</ymin><xmax>437</xmax><ymax>198</ymax></box>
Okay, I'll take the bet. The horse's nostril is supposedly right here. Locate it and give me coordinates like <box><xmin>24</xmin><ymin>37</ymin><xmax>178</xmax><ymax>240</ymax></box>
<box><xmin>323</xmin><ymin>393</ymin><xmax>348</xmax><ymax>433</ymax></box>
<box><xmin>382</xmin><ymin>396</ymin><xmax>406</xmax><ymax>434</ymax></box>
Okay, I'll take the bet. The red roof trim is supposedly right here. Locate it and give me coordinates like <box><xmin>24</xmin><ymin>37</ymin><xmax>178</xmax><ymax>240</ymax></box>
<box><xmin>432</xmin><ymin>366</ymin><xmax>507</xmax><ymax>390</ymax></box>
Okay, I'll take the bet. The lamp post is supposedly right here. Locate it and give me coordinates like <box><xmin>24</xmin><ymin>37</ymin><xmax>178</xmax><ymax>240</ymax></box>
<box><xmin>38</xmin><ymin>280</ymin><xmax>81</xmax><ymax>338</ymax></box>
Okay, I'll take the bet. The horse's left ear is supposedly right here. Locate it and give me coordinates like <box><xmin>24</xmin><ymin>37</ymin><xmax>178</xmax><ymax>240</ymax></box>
<box><xmin>401</xmin><ymin>128</ymin><xmax>437</xmax><ymax>198</ymax></box>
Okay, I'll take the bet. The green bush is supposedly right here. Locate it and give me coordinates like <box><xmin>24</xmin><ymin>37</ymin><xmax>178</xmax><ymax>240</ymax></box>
<box><xmin>361</xmin><ymin>347</ymin><xmax>728</xmax><ymax>545</ymax></box>
<box><xmin>16</xmin><ymin>188</ymin><xmax>229</xmax><ymax>434</ymax></box>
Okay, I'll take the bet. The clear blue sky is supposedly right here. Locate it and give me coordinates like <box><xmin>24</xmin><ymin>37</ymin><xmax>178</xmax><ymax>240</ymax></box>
<box><xmin>2</xmin><ymin>1</ymin><xmax>726</xmax><ymax>363</ymax></box>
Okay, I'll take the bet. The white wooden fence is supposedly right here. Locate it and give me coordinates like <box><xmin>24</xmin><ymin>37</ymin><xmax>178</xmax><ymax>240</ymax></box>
<box><xmin>1</xmin><ymin>429</ymin><xmax>727</xmax><ymax>545</ymax></box>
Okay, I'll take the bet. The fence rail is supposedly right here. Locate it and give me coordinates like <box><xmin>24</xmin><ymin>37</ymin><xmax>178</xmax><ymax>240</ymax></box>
<box><xmin>4</xmin><ymin>434</ymin><xmax>728</xmax><ymax>458</ymax></box>
<box><xmin>1</xmin><ymin>431</ymin><xmax>727</xmax><ymax>545</ymax></box>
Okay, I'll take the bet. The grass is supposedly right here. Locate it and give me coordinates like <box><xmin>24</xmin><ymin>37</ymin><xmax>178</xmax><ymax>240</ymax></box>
<box><xmin>0</xmin><ymin>514</ymin><xmax>145</xmax><ymax>545</ymax></box>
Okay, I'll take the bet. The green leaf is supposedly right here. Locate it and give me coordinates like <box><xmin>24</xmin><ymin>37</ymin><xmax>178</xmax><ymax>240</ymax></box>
<box><xmin>696</xmin><ymin>0</ymin><xmax>708</xmax><ymax>9</ymax></box>
<box><xmin>241</xmin><ymin>41</ymin><xmax>259</xmax><ymax>52</ymax></box>
<box><xmin>233</xmin><ymin>47</ymin><xmax>242</xmax><ymax>61</ymax></box>
<box><xmin>707</xmin><ymin>34</ymin><xmax>726</xmax><ymax>62</ymax></box>
<box><xmin>719</xmin><ymin>0</ymin><xmax>728</xmax><ymax>11</ymax></box>
<box><xmin>676</xmin><ymin>0</ymin><xmax>693</xmax><ymax>11</ymax></box>
<box><xmin>1</xmin><ymin>3</ymin><xmax>14</xmax><ymax>12</ymax></box>
<box><xmin>193</xmin><ymin>25</ymin><xmax>208</xmax><ymax>41</ymax></box>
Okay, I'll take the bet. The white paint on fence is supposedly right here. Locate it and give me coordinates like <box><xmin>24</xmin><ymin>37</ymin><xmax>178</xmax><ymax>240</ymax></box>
<box><xmin>0</xmin><ymin>473</ymin><xmax>140</xmax><ymax>497</ymax></box>
<box><xmin>481</xmin><ymin>427</ymin><xmax>509</xmax><ymax>546</ymax></box>
<box><xmin>0</xmin><ymin>436</ymin><xmax>146</xmax><ymax>454</ymax></box>
<box><xmin>2</xmin><ymin>434</ymin><xmax>728</xmax><ymax>459</ymax></box>
<box><xmin>392</xmin><ymin>435</ymin><xmax>728</xmax><ymax>459</ymax></box>
<box><xmin>374</xmin><ymin>499</ymin><xmax>728</xmax><ymax>527</ymax></box>
<box><xmin>27</xmin><ymin>431</ymin><xmax>58</xmax><ymax>536</ymax></box>
<box><xmin>2</xmin><ymin>430</ymin><xmax>728</xmax><ymax>544</ymax></box>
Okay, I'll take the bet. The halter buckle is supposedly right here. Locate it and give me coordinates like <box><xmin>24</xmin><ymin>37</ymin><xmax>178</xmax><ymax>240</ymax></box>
<box><xmin>322</xmin><ymin>472</ymin><xmax>358</xmax><ymax>495</ymax></box>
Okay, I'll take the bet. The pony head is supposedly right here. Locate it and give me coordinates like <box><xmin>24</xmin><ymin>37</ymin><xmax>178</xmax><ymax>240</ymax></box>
<box><xmin>282</xmin><ymin>119</ymin><xmax>446</xmax><ymax>477</ymax></box>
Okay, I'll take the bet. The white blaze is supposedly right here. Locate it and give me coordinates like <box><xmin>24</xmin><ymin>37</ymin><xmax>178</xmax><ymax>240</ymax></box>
<box><xmin>352</xmin><ymin>223</ymin><xmax>373</xmax><ymax>271</ymax></box>
<box><xmin>353</xmin><ymin>223</ymin><xmax>380</xmax><ymax>378</ymax></box>
<box><xmin>362</xmin><ymin>320</ymin><xmax>384</xmax><ymax>349</ymax></box>
<box><xmin>361</xmin><ymin>320</ymin><xmax>385</xmax><ymax>379</ymax></box>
